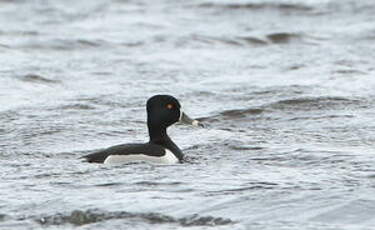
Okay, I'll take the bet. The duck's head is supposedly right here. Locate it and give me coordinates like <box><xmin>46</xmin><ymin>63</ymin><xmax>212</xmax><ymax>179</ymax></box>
<box><xmin>146</xmin><ymin>95</ymin><xmax>202</xmax><ymax>129</ymax></box>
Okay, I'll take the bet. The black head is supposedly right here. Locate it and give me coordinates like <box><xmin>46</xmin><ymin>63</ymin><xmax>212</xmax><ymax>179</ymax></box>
<box><xmin>146</xmin><ymin>95</ymin><xmax>181</xmax><ymax>128</ymax></box>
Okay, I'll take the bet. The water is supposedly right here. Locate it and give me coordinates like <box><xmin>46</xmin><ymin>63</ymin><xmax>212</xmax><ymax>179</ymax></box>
<box><xmin>1</xmin><ymin>0</ymin><xmax>375</xmax><ymax>229</ymax></box>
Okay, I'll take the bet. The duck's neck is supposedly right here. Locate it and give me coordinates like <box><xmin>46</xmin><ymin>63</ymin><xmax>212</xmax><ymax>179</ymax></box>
<box><xmin>147</xmin><ymin>122</ymin><xmax>184</xmax><ymax>161</ymax></box>
<box><xmin>148</xmin><ymin>123</ymin><xmax>168</xmax><ymax>143</ymax></box>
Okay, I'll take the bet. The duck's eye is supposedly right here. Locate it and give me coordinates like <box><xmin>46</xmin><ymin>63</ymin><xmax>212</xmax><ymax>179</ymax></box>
<box><xmin>166</xmin><ymin>104</ymin><xmax>174</xmax><ymax>109</ymax></box>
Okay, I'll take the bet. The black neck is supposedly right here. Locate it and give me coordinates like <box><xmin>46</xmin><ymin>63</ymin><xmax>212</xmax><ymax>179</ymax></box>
<box><xmin>148</xmin><ymin>123</ymin><xmax>168</xmax><ymax>143</ymax></box>
<box><xmin>147</xmin><ymin>121</ymin><xmax>184</xmax><ymax>161</ymax></box>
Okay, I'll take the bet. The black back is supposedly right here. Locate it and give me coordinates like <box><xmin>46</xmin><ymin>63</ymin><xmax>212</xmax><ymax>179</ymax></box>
<box><xmin>83</xmin><ymin>143</ymin><xmax>167</xmax><ymax>163</ymax></box>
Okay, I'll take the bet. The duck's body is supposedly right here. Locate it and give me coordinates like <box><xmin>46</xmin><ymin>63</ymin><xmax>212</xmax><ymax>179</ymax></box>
<box><xmin>84</xmin><ymin>143</ymin><xmax>180</xmax><ymax>164</ymax></box>
<box><xmin>82</xmin><ymin>95</ymin><xmax>201</xmax><ymax>165</ymax></box>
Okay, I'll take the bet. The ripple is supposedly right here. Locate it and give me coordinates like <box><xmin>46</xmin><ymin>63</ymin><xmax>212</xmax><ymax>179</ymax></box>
<box><xmin>37</xmin><ymin>209</ymin><xmax>235</xmax><ymax>227</ymax></box>
<box><xmin>266</xmin><ymin>32</ymin><xmax>303</xmax><ymax>44</ymax></box>
<box><xmin>190</xmin><ymin>34</ymin><xmax>305</xmax><ymax>47</ymax></box>
<box><xmin>19</xmin><ymin>39</ymin><xmax>112</xmax><ymax>51</ymax></box>
<box><xmin>94</xmin><ymin>182</ymin><xmax>125</xmax><ymax>187</ymax></box>
<box><xmin>229</xmin><ymin>145</ymin><xmax>265</xmax><ymax>151</ymax></box>
<box><xmin>197</xmin><ymin>2</ymin><xmax>313</xmax><ymax>12</ymax></box>
<box><xmin>59</xmin><ymin>104</ymin><xmax>96</xmax><ymax>110</ymax></box>
<box><xmin>198</xmin><ymin>96</ymin><xmax>367</xmax><ymax>136</ymax></box>
<box><xmin>200</xmin><ymin>108</ymin><xmax>263</xmax><ymax>121</ymax></box>
<box><xmin>133</xmin><ymin>181</ymin><xmax>182</xmax><ymax>186</ymax></box>
<box><xmin>0</xmin><ymin>43</ymin><xmax>11</xmax><ymax>49</ymax></box>
<box><xmin>0</xmin><ymin>29</ymin><xmax>39</xmax><ymax>36</ymax></box>
<box><xmin>0</xmin><ymin>214</ymin><xmax>7</xmax><ymax>222</ymax></box>
<box><xmin>238</xmin><ymin>36</ymin><xmax>268</xmax><ymax>45</ymax></box>
<box><xmin>310</xmin><ymin>199</ymin><xmax>375</xmax><ymax>224</ymax></box>
<box><xmin>19</xmin><ymin>74</ymin><xmax>61</xmax><ymax>84</ymax></box>
<box><xmin>268</xmin><ymin>96</ymin><xmax>362</xmax><ymax>111</ymax></box>
<box><xmin>191</xmin><ymin>34</ymin><xmax>243</xmax><ymax>46</ymax></box>
<box><xmin>207</xmin><ymin>183</ymin><xmax>278</xmax><ymax>196</ymax></box>
<box><xmin>218</xmin><ymin>108</ymin><xmax>264</xmax><ymax>118</ymax></box>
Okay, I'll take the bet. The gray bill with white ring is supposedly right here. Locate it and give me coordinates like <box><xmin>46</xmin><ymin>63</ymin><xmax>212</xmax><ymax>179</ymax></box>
<box><xmin>179</xmin><ymin>111</ymin><xmax>204</xmax><ymax>127</ymax></box>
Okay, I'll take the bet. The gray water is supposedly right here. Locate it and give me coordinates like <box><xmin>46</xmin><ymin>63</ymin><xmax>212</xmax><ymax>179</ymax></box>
<box><xmin>1</xmin><ymin>0</ymin><xmax>375</xmax><ymax>229</ymax></box>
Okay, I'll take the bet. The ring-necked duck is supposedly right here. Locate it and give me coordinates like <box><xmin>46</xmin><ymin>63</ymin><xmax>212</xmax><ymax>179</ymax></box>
<box><xmin>82</xmin><ymin>95</ymin><xmax>203</xmax><ymax>164</ymax></box>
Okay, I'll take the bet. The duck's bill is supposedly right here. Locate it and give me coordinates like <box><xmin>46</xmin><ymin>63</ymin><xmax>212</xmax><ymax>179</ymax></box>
<box><xmin>179</xmin><ymin>112</ymin><xmax>204</xmax><ymax>127</ymax></box>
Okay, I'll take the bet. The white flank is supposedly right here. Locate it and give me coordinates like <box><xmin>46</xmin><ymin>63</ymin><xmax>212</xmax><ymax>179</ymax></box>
<box><xmin>103</xmin><ymin>149</ymin><xmax>179</xmax><ymax>165</ymax></box>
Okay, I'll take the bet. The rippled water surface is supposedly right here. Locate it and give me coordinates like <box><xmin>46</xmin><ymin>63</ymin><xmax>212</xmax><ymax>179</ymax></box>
<box><xmin>1</xmin><ymin>0</ymin><xmax>375</xmax><ymax>229</ymax></box>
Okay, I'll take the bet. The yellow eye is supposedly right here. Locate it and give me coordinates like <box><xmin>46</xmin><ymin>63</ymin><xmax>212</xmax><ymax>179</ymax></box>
<box><xmin>166</xmin><ymin>104</ymin><xmax>174</xmax><ymax>109</ymax></box>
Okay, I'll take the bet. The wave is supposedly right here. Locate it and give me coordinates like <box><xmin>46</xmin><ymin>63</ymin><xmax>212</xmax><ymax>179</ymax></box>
<box><xmin>266</xmin><ymin>32</ymin><xmax>303</xmax><ymax>44</ymax></box>
<box><xmin>0</xmin><ymin>213</ymin><xmax>7</xmax><ymax>222</ymax></box>
<box><xmin>188</xmin><ymin>33</ymin><xmax>312</xmax><ymax>48</ymax></box>
<box><xmin>268</xmin><ymin>96</ymin><xmax>361</xmax><ymax>111</ymax></box>
<box><xmin>36</xmin><ymin>209</ymin><xmax>235</xmax><ymax>227</ymax></box>
<box><xmin>201</xmin><ymin>96</ymin><xmax>364</xmax><ymax>121</ymax></box>
<box><xmin>197</xmin><ymin>2</ymin><xmax>313</xmax><ymax>12</ymax></box>
<box><xmin>17</xmin><ymin>38</ymin><xmax>112</xmax><ymax>51</ymax></box>
<box><xmin>19</xmin><ymin>74</ymin><xmax>61</xmax><ymax>84</ymax></box>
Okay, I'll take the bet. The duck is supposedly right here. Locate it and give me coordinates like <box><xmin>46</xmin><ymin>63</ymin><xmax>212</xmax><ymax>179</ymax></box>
<box><xmin>82</xmin><ymin>95</ymin><xmax>203</xmax><ymax>164</ymax></box>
